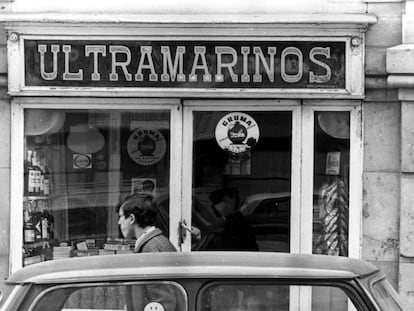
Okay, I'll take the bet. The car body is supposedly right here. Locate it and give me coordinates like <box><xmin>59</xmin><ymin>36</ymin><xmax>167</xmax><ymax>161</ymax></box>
<box><xmin>0</xmin><ymin>252</ymin><xmax>408</xmax><ymax>311</ymax></box>
<box><xmin>239</xmin><ymin>193</ymin><xmax>324</xmax><ymax>252</ymax></box>
<box><xmin>239</xmin><ymin>193</ymin><xmax>291</xmax><ymax>252</ymax></box>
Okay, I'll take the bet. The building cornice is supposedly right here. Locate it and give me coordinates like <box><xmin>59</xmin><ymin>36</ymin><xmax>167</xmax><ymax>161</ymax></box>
<box><xmin>0</xmin><ymin>13</ymin><xmax>377</xmax><ymax>29</ymax></box>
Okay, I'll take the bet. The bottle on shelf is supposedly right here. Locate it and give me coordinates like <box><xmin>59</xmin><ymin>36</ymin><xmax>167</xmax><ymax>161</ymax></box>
<box><xmin>43</xmin><ymin>165</ymin><xmax>51</xmax><ymax>196</ymax></box>
<box><xmin>46</xmin><ymin>201</ymin><xmax>55</xmax><ymax>241</ymax></box>
<box><xmin>24</xmin><ymin>150</ymin><xmax>36</xmax><ymax>196</ymax></box>
<box><xmin>31</xmin><ymin>200</ymin><xmax>43</xmax><ymax>242</ymax></box>
<box><xmin>39</xmin><ymin>200</ymin><xmax>50</xmax><ymax>241</ymax></box>
<box><xmin>31</xmin><ymin>151</ymin><xmax>43</xmax><ymax>195</ymax></box>
<box><xmin>23</xmin><ymin>200</ymin><xmax>35</xmax><ymax>245</ymax></box>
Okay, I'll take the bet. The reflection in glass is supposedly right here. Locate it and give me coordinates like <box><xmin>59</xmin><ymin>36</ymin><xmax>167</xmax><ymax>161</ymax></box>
<box><xmin>200</xmin><ymin>283</ymin><xmax>353</xmax><ymax>311</ymax></box>
<box><xmin>23</xmin><ymin>108</ymin><xmax>170</xmax><ymax>266</ymax></box>
<box><xmin>191</xmin><ymin>111</ymin><xmax>292</xmax><ymax>252</ymax></box>
<box><xmin>32</xmin><ymin>282</ymin><xmax>185</xmax><ymax>311</ymax></box>
<box><xmin>312</xmin><ymin>111</ymin><xmax>350</xmax><ymax>256</ymax></box>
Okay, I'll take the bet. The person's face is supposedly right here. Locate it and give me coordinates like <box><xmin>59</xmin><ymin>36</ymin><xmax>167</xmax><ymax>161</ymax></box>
<box><xmin>118</xmin><ymin>206</ymin><xmax>135</xmax><ymax>239</ymax></box>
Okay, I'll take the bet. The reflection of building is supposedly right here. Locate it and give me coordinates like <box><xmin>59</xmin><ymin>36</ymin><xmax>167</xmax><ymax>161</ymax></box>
<box><xmin>0</xmin><ymin>0</ymin><xmax>413</xmax><ymax>307</ymax></box>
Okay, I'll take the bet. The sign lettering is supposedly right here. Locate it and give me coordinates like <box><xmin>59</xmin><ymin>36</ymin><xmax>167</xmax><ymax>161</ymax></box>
<box><xmin>24</xmin><ymin>40</ymin><xmax>346</xmax><ymax>89</ymax></box>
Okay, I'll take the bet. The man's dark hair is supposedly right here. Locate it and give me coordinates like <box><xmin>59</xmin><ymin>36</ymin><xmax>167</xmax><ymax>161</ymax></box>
<box><xmin>116</xmin><ymin>195</ymin><xmax>156</xmax><ymax>228</ymax></box>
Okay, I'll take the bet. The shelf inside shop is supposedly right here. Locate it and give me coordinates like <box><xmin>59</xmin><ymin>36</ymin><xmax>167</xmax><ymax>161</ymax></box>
<box><xmin>24</xmin><ymin>196</ymin><xmax>50</xmax><ymax>200</ymax></box>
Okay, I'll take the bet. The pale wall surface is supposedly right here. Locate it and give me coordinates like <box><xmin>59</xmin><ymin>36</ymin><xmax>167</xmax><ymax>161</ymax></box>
<box><xmin>0</xmin><ymin>99</ymin><xmax>10</xmax><ymax>296</ymax></box>
<box><xmin>0</xmin><ymin>0</ymin><xmax>11</xmax><ymax>297</ymax></box>
<box><xmin>363</xmin><ymin>0</ymin><xmax>403</xmax><ymax>294</ymax></box>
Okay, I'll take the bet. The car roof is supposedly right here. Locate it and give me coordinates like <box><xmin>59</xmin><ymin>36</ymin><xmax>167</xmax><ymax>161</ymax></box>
<box><xmin>243</xmin><ymin>192</ymin><xmax>291</xmax><ymax>203</ymax></box>
<box><xmin>7</xmin><ymin>252</ymin><xmax>381</xmax><ymax>285</ymax></box>
<box><xmin>240</xmin><ymin>192</ymin><xmax>291</xmax><ymax>214</ymax></box>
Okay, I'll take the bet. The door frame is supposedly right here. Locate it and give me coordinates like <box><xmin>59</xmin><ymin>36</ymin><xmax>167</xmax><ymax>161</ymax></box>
<box><xmin>180</xmin><ymin>99</ymin><xmax>362</xmax><ymax>258</ymax></box>
<box><xmin>301</xmin><ymin>100</ymin><xmax>363</xmax><ymax>258</ymax></box>
<box><xmin>181</xmin><ymin>99</ymin><xmax>302</xmax><ymax>252</ymax></box>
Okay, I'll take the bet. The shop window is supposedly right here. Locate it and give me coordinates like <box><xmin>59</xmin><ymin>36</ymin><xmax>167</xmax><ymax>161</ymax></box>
<box><xmin>15</xmin><ymin>101</ymin><xmax>361</xmax><ymax>268</ymax></box>
<box><xmin>312</xmin><ymin>111</ymin><xmax>350</xmax><ymax>256</ymax></box>
<box><xmin>23</xmin><ymin>108</ymin><xmax>171</xmax><ymax>266</ymax></box>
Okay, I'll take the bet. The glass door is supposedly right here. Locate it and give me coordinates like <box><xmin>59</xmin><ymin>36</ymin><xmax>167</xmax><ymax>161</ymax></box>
<box><xmin>181</xmin><ymin>100</ymin><xmax>302</xmax><ymax>253</ymax></box>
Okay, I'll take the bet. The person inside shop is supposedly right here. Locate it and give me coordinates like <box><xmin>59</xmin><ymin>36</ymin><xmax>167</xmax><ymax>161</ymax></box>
<box><xmin>205</xmin><ymin>187</ymin><xmax>259</xmax><ymax>251</ymax></box>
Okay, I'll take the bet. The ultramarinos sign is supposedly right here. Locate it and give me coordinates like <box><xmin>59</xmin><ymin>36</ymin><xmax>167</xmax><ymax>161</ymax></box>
<box><xmin>24</xmin><ymin>40</ymin><xmax>346</xmax><ymax>89</ymax></box>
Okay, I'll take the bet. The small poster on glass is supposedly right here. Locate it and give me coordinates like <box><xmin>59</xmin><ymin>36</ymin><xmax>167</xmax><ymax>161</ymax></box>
<box><xmin>326</xmin><ymin>152</ymin><xmax>340</xmax><ymax>175</ymax></box>
<box><xmin>131</xmin><ymin>178</ymin><xmax>156</xmax><ymax>196</ymax></box>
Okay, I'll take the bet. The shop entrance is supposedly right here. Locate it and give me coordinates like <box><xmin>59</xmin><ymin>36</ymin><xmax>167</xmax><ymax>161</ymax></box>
<box><xmin>187</xmin><ymin>109</ymin><xmax>292</xmax><ymax>252</ymax></box>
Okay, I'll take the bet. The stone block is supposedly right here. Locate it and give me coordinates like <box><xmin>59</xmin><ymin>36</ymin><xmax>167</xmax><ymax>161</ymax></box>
<box><xmin>0</xmin><ymin>168</ymin><xmax>9</xmax><ymax>256</ymax></box>
<box><xmin>363</xmin><ymin>0</ymin><xmax>403</xmax><ymax>2</ymax></box>
<box><xmin>366</xmin><ymin>16</ymin><xmax>402</xmax><ymax>47</ymax></box>
<box><xmin>403</xmin><ymin>16</ymin><xmax>414</xmax><ymax>44</ymax></box>
<box><xmin>0</xmin><ymin>100</ymin><xmax>10</xmax><ymax>168</ymax></box>
<box><xmin>399</xmin><ymin>89</ymin><xmax>414</xmax><ymax>101</ymax></box>
<box><xmin>365</xmin><ymin>89</ymin><xmax>399</xmax><ymax>102</ymax></box>
<box><xmin>387</xmin><ymin>44</ymin><xmax>414</xmax><ymax>74</ymax></box>
<box><xmin>399</xmin><ymin>262</ymin><xmax>414</xmax><ymax>309</ymax></box>
<box><xmin>363</xmin><ymin>102</ymin><xmax>400</xmax><ymax>172</ymax></box>
<box><xmin>327</xmin><ymin>2</ymin><xmax>366</xmax><ymax>13</ymax></box>
<box><xmin>366</xmin><ymin>260</ymin><xmax>398</xmax><ymax>289</ymax></box>
<box><xmin>367</xmin><ymin>2</ymin><xmax>403</xmax><ymax>17</ymax></box>
<box><xmin>400</xmin><ymin>176</ymin><xmax>414</xmax><ymax>257</ymax></box>
<box><xmin>401</xmin><ymin>102</ymin><xmax>414</xmax><ymax>172</ymax></box>
<box><xmin>366</xmin><ymin>46</ymin><xmax>386</xmax><ymax>75</ymax></box>
<box><xmin>362</xmin><ymin>172</ymin><xmax>400</xmax><ymax>261</ymax></box>
<box><xmin>0</xmin><ymin>46</ymin><xmax>6</xmax><ymax>74</ymax></box>
<box><xmin>0</xmin><ymin>24</ymin><xmax>6</xmax><ymax>46</ymax></box>
<box><xmin>0</xmin><ymin>254</ymin><xmax>11</xmax><ymax>300</ymax></box>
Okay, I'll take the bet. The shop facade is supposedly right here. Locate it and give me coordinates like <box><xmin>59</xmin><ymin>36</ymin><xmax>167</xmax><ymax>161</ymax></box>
<box><xmin>0</xmin><ymin>0</ymin><xmax>414</xmax><ymax>308</ymax></box>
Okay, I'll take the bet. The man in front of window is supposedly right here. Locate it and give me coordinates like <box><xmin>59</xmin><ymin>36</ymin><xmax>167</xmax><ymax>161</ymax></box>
<box><xmin>117</xmin><ymin>195</ymin><xmax>177</xmax><ymax>311</ymax></box>
<box><xmin>117</xmin><ymin>194</ymin><xmax>176</xmax><ymax>253</ymax></box>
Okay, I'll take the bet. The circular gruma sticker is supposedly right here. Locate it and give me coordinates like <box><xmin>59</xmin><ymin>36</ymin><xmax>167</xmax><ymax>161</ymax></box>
<box><xmin>215</xmin><ymin>112</ymin><xmax>259</xmax><ymax>154</ymax></box>
<box><xmin>127</xmin><ymin>128</ymin><xmax>166</xmax><ymax>166</ymax></box>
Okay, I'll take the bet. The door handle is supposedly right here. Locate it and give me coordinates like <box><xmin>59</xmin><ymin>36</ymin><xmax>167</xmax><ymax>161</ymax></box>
<box><xmin>179</xmin><ymin>219</ymin><xmax>191</xmax><ymax>245</ymax></box>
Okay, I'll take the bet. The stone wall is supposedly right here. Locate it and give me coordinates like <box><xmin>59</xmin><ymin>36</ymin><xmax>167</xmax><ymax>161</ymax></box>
<box><xmin>363</xmin><ymin>0</ymin><xmax>403</xmax><ymax>291</ymax></box>
<box><xmin>384</xmin><ymin>0</ymin><xmax>414</xmax><ymax>307</ymax></box>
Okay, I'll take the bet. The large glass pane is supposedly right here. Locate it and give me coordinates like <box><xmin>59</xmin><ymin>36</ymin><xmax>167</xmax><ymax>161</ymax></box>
<box><xmin>191</xmin><ymin>111</ymin><xmax>292</xmax><ymax>252</ymax></box>
<box><xmin>312</xmin><ymin>111</ymin><xmax>350</xmax><ymax>256</ymax></box>
<box><xmin>32</xmin><ymin>282</ymin><xmax>186</xmax><ymax>311</ymax></box>
<box><xmin>23</xmin><ymin>108</ymin><xmax>170</xmax><ymax>266</ymax></box>
<box><xmin>199</xmin><ymin>283</ymin><xmax>354</xmax><ymax>311</ymax></box>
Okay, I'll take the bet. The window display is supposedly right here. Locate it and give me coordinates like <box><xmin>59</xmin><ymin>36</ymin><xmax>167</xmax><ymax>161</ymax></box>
<box><xmin>23</xmin><ymin>108</ymin><xmax>171</xmax><ymax>266</ymax></box>
<box><xmin>312</xmin><ymin>111</ymin><xmax>350</xmax><ymax>256</ymax></box>
<box><xmin>19</xmin><ymin>104</ymin><xmax>358</xmax><ymax>266</ymax></box>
